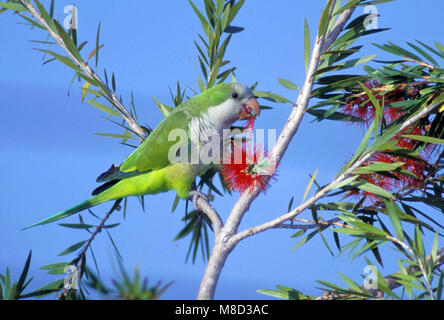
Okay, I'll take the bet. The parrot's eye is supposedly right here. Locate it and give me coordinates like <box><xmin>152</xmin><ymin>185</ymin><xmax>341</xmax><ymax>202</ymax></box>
<box><xmin>232</xmin><ymin>92</ymin><xmax>239</xmax><ymax>99</ymax></box>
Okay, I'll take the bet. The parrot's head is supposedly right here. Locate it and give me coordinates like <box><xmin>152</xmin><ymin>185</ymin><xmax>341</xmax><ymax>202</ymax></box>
<box><xmin>229</xmin><ymin>83</ymin><xmax>261</xmax><ymax>121</ymax></box>
<box><xmin>206</xmin><ymin>83</ymin><xmax>260</xmax><ymax>130</ymax></box>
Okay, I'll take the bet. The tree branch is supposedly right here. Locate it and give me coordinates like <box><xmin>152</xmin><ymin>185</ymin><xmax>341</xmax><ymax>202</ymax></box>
<box><xmin>18</xmin><ymin>0</ymin><xmax>146</xmax><ymax>140</ymax></box>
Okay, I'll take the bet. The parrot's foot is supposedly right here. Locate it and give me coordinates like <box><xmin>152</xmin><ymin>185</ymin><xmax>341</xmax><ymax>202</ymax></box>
<box><xmin>188</xmin><ymin>190</ymin><xmax>209</xmax><ymax>210</ymax></box>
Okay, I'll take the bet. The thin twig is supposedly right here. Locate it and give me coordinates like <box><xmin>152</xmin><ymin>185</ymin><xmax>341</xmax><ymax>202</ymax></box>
<box><xmin>193</xmin><ymin>195</ymin><xmax>223</xmax><ymax>235</ymax></box>
<box><xmin>403</xmin><ymin>56</ymin><xmax>436</xmax><ymax>70</ymax></box>
<box><xmin>277</xmin><ymin>218</ymin><xmax>343</xmax><ymax>230</ymax></box>
<box><xmin>76</xmin><ymin>199</ymin><xmax>122</xmax><ymax>274</ymax></box>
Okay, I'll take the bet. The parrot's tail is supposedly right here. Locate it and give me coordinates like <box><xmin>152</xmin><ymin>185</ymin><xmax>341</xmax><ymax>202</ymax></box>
<box><xmin>23</xmin><ymin>195</ymin><xmax>107</xmax><ymax>230</ymax></box>
<box><xmin>24</xmin><ymin>171</ymin><xmax>152</xmax><ymax>230</ymax></box>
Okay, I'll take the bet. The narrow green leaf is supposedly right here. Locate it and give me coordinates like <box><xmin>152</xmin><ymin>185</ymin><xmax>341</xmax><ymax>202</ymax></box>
<box><xmin>401</xmin><ymin>134</ymin><xmax>444</xmax><ymax>145</ymax></box>
<box><xmin>416</xmin><ymin>40</ymin><xmax>444</xmax><ymax>59</ymax></box>
<box><xmin>254</xmin><ymin>90</ymin><xmax>292</xmax><ymax>104</ymax></box>
<box><xmin>217</xmin><ymin>67</ymin><xmax>236</xmax><ymax>83</ymax></box>
<box><xmin>407</xmin><ymin>42</ymin><xmax>439</xmax><ymax>66</ymax></box>
<box><xmin>290</xmin><ymin>230</ymin><xmax>319</xmax><ymax>250</ymax></box>
<box><xmin>153</xmin><ymin>97</ymin><xmax>174</xmax><ymax>117</ymax></box>
<box><xmin>227</xmin><ymin>0</ymin><xmax>245</xmax><ymax>26</ymax></box>
<box><xmin>34</xmin><ymin>0</ymin><xmax>56</xmax><ymax>31</ymax></box>
<box><xmin>87</xmin><ymin>100</ymin><xmax>122</xmax><ymax>118</ymax></box>
<box><xmin>319</xmin><ymin>231</ymin><xmax>334</xmax><ymax>256</ymax></box>
<box><xmin>215</xmin><ymin>0</ymin><xmax>224</xmax><ymax>19</ymax></box>
<box><xmin>49</xmin><ymin>0</ymin><xmax>54</xmax><ymax>17</ymax></box>
<box><xmin>434</xmin><ymin>42</ymin><xmax>444</xmax><ymax>55</ymax></box>
<box><xmin>384</xmin><ymin>200</ymin><xmax>404</xmax><ymax>240</ymax></box>
<box><xmin>318</xmin><ymin>0</ymin><xmax>333</xmax><ymax>36</ymax></box>
<box><xmin>40</xmin><ymin>262</ymin><xmax>71</xmax><ymax>270</ymax></box>
<box><xmin>220</xmin><ymin>1</ymin><xmax>231</xmax><ymax>31</ymax></box>
<box><xmin>352</xmin><ymin>179</ymin><xmax>395</xmax><ymax>200</ymax></box>
<box><xmin>431</xmin><ymin>231</ymin><xmax>439</xmax><ymax>266</ymax></box>
<box><xmin>277</xmin><ymin>78</ymin><xmax>299</xmax><ymax>90</ymax></box>
<box><xmin>16</xmin><ymin>251</ymin><xmax>32</xmax><ymax>296</ymax></box>
<box><xmin>224</xmin><ymin>25</ymin><xmax>244</xmax><ymax>33</ymax></box>
<box><xmin>0</xmin><ymin>2</ymin><xmax>26</xmax><ymax>11</ymax></box>
<box><xmin>287</xmin><ymin>196</ymin><xmax>294</xmax><ymax>213</ymax></box>
<box><xmin>257</xmin><ymin>286</ymin><xmax>308</xmax><ymax>300</ymax></box>
<box><xmin>17</xmin><ymin>13</ymin><xmax>45</xmax><ymax>29</ymax></box>
<box><xmin>58</xmin><ymin>240</ymin><xmax>87</xmax><ymax>256</ymax></box>
<box><xmin>353</xmin><ymin>161</ymin><xmax>405</xmax><ymax>174</ymax></box>
<box><xmin>103</xmin><ymin>223</ymin><xmax>120</xmax><ymax>229</ymax></box>
<box><xmin>343</xmin><ymin>54</ymin><xmax>377</xmax><ymax>69</ymax></box>
<box><xmin>338</xmin><ymin>273</ymin><xmax>363</xmax><ymax>293</ymax></box>
<box><xmin>325</xmin><ymin>175</ymin><xmax>359</xmax><ymax>192</ymax></box>
<box><xmin>175</xmin><ymin>216</ymin><xmax>197</xmax><ymax>241</ymax></box>
<box><xmin>413</xmin><ymin>225</ymin><xmax>425</xmax><ymax>258</ymax></box>
<box><xmin>26</xmin><ymin>279</ymin><xmax>64</xmax><ymax>298</ymax></box>
<box><xmin>307</xmin><ymin>109</ymin><xmax>364</xmax><ymax>122</ymax></box>
<box><xmin>80</xmin><ymin>85</ymin><xmax>102</xmax><ymax>100</ymax></box>
<box><xmin>94</xmin><ymin>133</ymin><xmax>137</xmax><ymax>140</ymax></box>
<box><xmin>373</xmin><ymin>42</ymin><xmax>422</xmax><ymax>61</ymax></box>
<box><xmin>304</xmin><ymin>18</ymin><xmax>310</xmax><ymax>72</ymax></box>
<box><xmin>198</xmin><ymin>77</ymin><xmax>206</xmax><ymax>92</ymax></box>
<box><xmin>111</xmin><ymin>72</ymin><xmax>116</xmax><ymax>92</ymax></box>
<box><xmin>291</xmin><ymin>229</ymin><xmax>306</xmax><ymax>238</ymax></box>
<box><xmin>35</xmin><ymin>49</ymin><xmax>80</xmax><ymax>71</ymax></box>
<box><xmin>106</xmin><ymin>229</ymin><xmax>122</xmax><ymax>260</ymax></box>
<box><xmin>333</xmin><ymin>0</ymin><xmax>362</xmax><ymax>16</ymax></box>
<box><xmin>58</xmin><ymin>223</ymin><xmax>94</xmax><ymax>229</ymax></box>
<box><xmin>189</xmin><ymin>0</ymin><xmax>213</xmax><ymax>39</ymax></box>
<box><xmin>303</xmin><ymin>168</ymin><xmax>318</xmax><ymax>201</ymax></box>
<box><xmin>95</xmin><ymin>22</ymin><xmax>101</xmax><ymax>70</ymax></box>
<box><xmin>198</xmin><ymin>56</ymin><xmax>208</xmax><ymax>80</ymax></box>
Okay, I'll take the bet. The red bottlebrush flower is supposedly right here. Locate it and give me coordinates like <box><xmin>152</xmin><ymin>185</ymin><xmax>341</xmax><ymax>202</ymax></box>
<box><xmin>339</xmin><ymin>78</ymin><xmax>436</xmax><ymax>205</ymax></box>
<box><xmin>384</xmin><ymin>105</ymin><xmax>405</xmax><ymax>123</ymax></box>
<box><xmin>341</xmin><ymin>79</ymin><xmax>379</xmax><ymax>125</ymax></box>
<box><xmin>345</xmin><ymin>147</ymin><xmax>431</xmax><ymax>205</ymax></box>
<box><xmin>220</xmin><ymin>142</ymin><xmax>277</xmax><ymax>194</ymax></box>
<box><xmin>340</xmin><ymin>79</ymin><xmax>412</xmax><ymax>126</ymax></box>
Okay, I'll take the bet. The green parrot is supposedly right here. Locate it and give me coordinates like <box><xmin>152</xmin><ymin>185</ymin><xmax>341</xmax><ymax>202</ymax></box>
<box><xmin>25</xmin><ymin>82</ymin><xmax>260</xmax><ymax>229</ymax></box>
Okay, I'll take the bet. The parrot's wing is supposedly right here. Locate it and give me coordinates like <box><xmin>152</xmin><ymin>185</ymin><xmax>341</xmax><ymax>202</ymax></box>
<box><xmin>97</xmin><ymin>109</ymin><xmax>192</xmax><ymax>182</ymax></box>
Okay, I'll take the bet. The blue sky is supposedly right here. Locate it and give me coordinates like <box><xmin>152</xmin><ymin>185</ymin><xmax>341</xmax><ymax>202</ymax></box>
<box><xmin>1</xmin><ymin>0</ymin><xmax>443</xmax><ymax>299</ymax></box>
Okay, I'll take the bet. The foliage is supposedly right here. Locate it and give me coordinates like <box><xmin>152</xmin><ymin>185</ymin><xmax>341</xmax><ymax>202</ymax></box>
<box><xmin>0</xmin><ymin>251</ymin><xmax>33</xmax><ymax>300</ymax></box>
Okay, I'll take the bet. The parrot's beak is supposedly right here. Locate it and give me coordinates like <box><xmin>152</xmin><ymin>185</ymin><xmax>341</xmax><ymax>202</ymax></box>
<box><xmin>239</xmin><ymin>97</ymin><xmax>261</xmax><ymax>120</ymax></box>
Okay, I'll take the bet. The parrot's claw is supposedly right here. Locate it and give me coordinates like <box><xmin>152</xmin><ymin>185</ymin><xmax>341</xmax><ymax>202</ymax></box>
<box><xmin>188</xmin><ymin>190</ymin><xmax>209</xmax><ymax>210</ymax></box>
